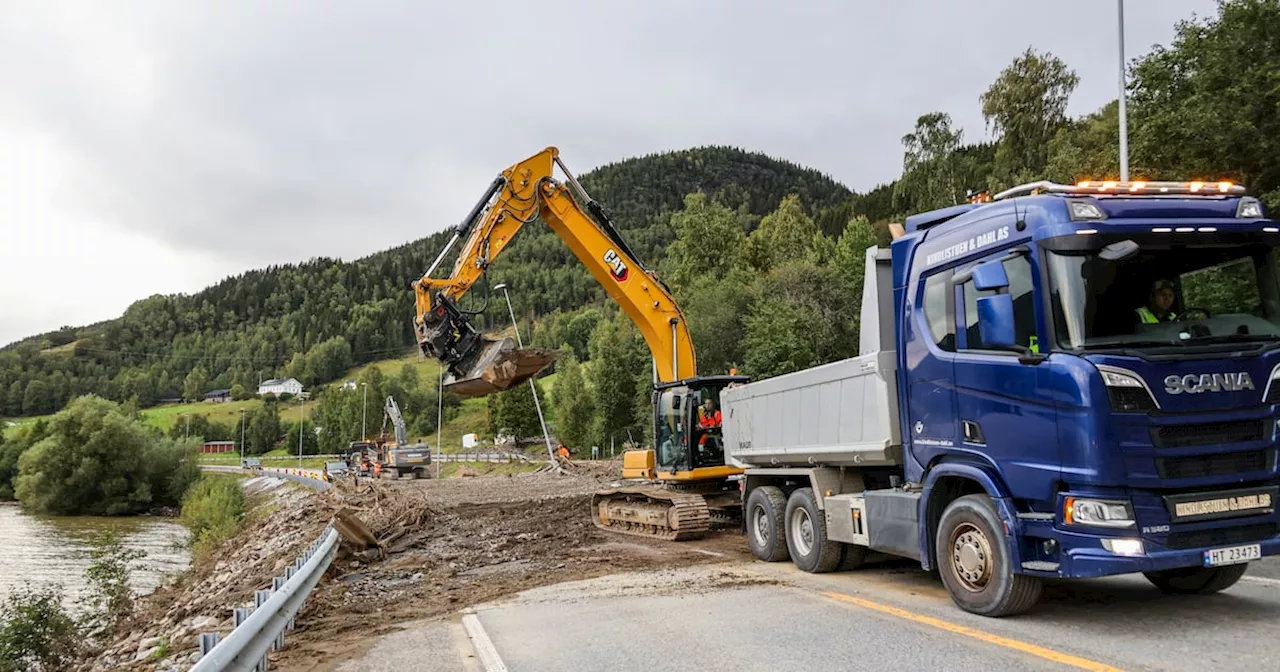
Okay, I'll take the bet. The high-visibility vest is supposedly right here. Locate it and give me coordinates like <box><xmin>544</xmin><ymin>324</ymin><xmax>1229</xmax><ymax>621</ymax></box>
<box><xmin>1136</xmin><ymin>306</ymin><xmax>1176</xmax><ymax>323</ymax></box>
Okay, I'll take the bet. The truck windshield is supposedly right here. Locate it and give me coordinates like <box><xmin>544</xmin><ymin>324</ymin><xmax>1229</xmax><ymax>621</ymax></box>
<box><xmin>1046</xmin><ymin>238</ymin><xmax>1280</xmax><ymax>351</ymax></box>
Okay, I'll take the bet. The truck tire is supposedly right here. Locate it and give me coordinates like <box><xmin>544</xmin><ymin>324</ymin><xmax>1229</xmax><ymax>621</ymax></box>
<box><xmin>1143</xmin><ymin>564</ymin><xmax>1248</xmax><ymax>594</ymax></box>
<box><xmin>746</xmin><ymin>486</ymin><xmax>789</xmax><ymax>562</ymax></box>
<box><xmin>785</xmin><ymin>487</ymin><xmax>841</xmax><ymax>573</ymax></box>
<box><xmin>936</xmin><ymin>494</ymin><xmax>1042</xmax><ymax>617</ymax></box>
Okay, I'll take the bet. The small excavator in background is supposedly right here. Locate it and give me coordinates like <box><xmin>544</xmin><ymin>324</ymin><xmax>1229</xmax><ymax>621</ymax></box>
<box><xmin>372</xmin><ymin>395</ymin><xmax>433</xmax><ymax>480</ymax></box>
<box><xmin>411</xmin><ymin>147</ymin><xmax>746</xmax><ymax>541</ymax></box>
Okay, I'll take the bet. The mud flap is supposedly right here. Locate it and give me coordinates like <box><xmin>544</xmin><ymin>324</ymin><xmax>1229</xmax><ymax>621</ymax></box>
<box><xmin>443</xmin><ymin>336</ymin><xmax>560</xmax><ymax>397</ymax></box>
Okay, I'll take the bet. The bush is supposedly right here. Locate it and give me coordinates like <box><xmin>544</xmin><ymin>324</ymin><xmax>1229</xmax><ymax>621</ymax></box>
<box><xmin>12</xmin><ymin>395</ymin><xmax>201</xmax><ymax>515</ymax></box>
<box><xmin>0</xmin><ymin>585</ymin><xmax>80</xmax><ymax>672</ymax></box>
<box><xmin>81</xmin><ymin>530</ymin><xmax>146</xmax><ymax>629</ymax></box>
<box><xmin>180</xmin><ymin>476</ymin><xmax>245</xmax><ymax>561</ymax></box>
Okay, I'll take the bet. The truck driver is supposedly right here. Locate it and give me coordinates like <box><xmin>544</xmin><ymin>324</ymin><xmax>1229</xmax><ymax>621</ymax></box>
<box><xmin>1135</xmin><ymin>278</ymin><xmax>1178</xmax><ymax>324</ymax></box>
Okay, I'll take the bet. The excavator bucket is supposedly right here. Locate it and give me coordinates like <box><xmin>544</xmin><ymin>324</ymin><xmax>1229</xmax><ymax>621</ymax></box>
<box><xmin>443</xmin><ymin>336</ymin><xmax>560</xmax><ymax>397</ymax></box>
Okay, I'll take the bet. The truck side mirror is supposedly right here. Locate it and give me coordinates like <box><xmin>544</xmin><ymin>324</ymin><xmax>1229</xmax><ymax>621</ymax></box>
<box><xmin>976</xmin><ymin>294</ymin><xmax>1017</xmax><ymax>349</ymax></box>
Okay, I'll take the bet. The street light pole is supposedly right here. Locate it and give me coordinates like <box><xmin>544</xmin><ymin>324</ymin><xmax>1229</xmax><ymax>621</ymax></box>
<box><xmin>436</xmin><ymin>365</ymin><xmax>444</xmax><ymax>479</ymax></box>
<box><xmin>494</xmin><ymin>283</ymin><xmax>558</xmax><ymax>471</ymax></box>
<box><xmin>1117</xmin><ymin>0</ymin><xmax>1129</xmax><ymax>181</ymax></box>
<box><xmin>361</xmin><ymin>382</ymin><xmax>368</xmax><ymax>440</ymax></box>
<box><xmin>299</xmin><ymin>397</ymin><xmax>305</xmax><ymax>468</ymax></box>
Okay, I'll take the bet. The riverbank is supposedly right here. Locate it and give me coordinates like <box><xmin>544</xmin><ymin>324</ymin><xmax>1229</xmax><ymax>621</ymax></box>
<box><xmin>83</xmin><ymin>475</ymin><xmax>330</xmax><ymax>671</ymax></box>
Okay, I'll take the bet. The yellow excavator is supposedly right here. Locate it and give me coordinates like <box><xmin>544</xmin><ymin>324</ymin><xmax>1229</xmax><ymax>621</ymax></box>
<box><xmin>412</xmin><ymin>146</ymin><xmax>746</xmax><ymax>540</ymax></box>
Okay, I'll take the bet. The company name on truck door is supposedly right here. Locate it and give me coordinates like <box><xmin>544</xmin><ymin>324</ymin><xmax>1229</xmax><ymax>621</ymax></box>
<box><xmin>924</xmin><ymin>225</ymin><xmax>1010</xmax><ymax>267</ymax></box>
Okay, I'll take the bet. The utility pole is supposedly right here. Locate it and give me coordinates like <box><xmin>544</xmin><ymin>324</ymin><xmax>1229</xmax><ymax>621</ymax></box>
<box><xmin>1117</xmin><ymin>0</ymin><xmax>1129</xmax><ymax>181</ymax></box>
<box><xmin>298</xmin><ymin>397</ymin><xmax>305</xmax><ymax>468</ymax></box>
<box><xmin>239</xmin><ymin>408</ymin><xmax>246</xmax><ymax>467</ymax></box>
<box><xmin>436</xmin><ymin>366</ymin><xmax>444</xmax><ymax>479</ymax></box>
<box><xmin>361</xmin><ymin>382</ymin><xmax>368</xmax><ymax>440</ymax></box>
<box><xmin>495</xmin><ymin>283</ymin><xmax>557</xmax><ymax>471</ymax></box>
<box><xmin>185</xmin><ymin>413</ymin><xmax>190</xmax><ymax>441</ymax></box>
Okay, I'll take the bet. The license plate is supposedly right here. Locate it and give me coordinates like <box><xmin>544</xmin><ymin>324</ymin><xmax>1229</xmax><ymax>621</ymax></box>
<box><xmin>1203</xmin><ymin>544</ymin><xmax>1262</xmax><ymax>567</ymax></box>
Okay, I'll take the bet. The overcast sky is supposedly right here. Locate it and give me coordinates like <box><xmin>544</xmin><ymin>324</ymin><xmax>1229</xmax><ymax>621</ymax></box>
<box><xmin>0</xmin><ymin>0</ymin><xmax>1219</xmax><ymax>347</ymax></box>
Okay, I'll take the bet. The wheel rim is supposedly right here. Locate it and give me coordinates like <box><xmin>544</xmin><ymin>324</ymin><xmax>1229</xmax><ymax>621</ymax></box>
<box><xmin>949</xmin><ymin>522</ymin><xmax>993</xmax><ymax>592</ymax></box>
<box><xmin>790</xmin><ymin>506</ymin><xmax>814</xmax><ymax>557</ymax></box>
<box><xmin>751</xmin><ymin>504</ymin><xmax>771</xmax><ymax>547</ymax></box>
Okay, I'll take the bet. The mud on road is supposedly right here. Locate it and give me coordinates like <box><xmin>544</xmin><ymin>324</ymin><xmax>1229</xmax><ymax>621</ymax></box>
<box><xmin>272</xmin><ymin>465</ymin><xmax>750</xmax><ymax>671</ymax></box>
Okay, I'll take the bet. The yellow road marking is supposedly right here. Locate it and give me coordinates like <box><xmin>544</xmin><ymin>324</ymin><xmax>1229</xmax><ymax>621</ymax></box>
<box><xmin>823</xmin><ymin>591</ymin><xmax>1125</xmax><ymax>672</ymax></box>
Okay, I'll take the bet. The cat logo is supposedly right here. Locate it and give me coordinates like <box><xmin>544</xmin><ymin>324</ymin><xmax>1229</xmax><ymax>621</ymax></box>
<box><xmin>604</xmin><ymin>249</ymin><xmax>629</xmax><ymax>281</ymax></box>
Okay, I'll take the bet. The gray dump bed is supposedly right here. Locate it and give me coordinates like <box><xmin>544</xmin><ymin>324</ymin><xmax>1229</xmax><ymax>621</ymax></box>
<box><xmin>721</xmin><ymin>246</ymin><xmax>902</xmax><ymax>469</ymax></box>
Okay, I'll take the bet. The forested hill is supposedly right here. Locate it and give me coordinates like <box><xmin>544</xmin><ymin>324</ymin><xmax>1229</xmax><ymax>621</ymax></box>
<box><xmin>0</xmin><ymin>145</ymin><xmax>857</xmax><ymax>417</ymax></box>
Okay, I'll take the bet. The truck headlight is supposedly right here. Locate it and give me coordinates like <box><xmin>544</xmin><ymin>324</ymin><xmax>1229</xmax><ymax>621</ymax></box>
<box><xmin>1065</xmin><ymin>497</ymin><xmax>1135</xmax><ymax>529</ymax></box>
<box><xmin>1097</xmin><ymin>365</ymin><xmax>1157</xmax><ymax>412</ymax></box>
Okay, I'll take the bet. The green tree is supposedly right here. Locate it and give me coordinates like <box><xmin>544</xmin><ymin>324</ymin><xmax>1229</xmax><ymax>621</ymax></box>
<box><xmin>492</xmin><ymin>381</ymin><xmax>543</xmax><ymax>441</ymax></box>
<box><xmin>551</xmin><ymin>351</ymin><xmax>595</xmax><ymax>450</ymax></box>
<box><xmin>980</xmin><ymin>48</ymin><xmax>1080</xmax><ymax>183</ymax></box>
<box><xmin>662</xmin><ymin>192</ymin><xmax>746</xmax><ymax>288</ymax></box>
<box><xmin>587</xmin><ymin>312</ymin><xmax>645</xmax><ymax>448</ymax></box>
<box><xmin>1129</xmin><ymin>0</ymin><xmax>1280</xmax><ymax>209</ymax></box>
<box><xmin>13</xmin><ymin>395</ymin><xmax>199</xmax><ymax>515</ymax></box>
<box><xmin>742</xmin><ymin>194</ymin><xmax>819</xmax><ymax>273</ymax></box>
<box><xmin>895</xmin><ymin>112</ymin><xmax>965</xmax><ymax>212</ymax></box>
<box><xmin>182</xmin><ymin>366</ymin><xmax>208</xmax><ymax>403</ymax></box>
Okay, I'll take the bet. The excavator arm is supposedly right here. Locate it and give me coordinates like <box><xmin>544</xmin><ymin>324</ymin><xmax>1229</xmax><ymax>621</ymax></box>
<box><xmin>413</xmin><ymin>147</ymin><xmax>697</xmax><ymax>396</ymax></box>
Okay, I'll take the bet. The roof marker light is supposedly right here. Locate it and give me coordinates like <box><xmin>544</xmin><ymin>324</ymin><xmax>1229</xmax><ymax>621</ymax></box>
<box><xmin>1077</xmin><ymin>229</ymin><xmax>1098</xmax><ymax>235</ymax></box>
<box><xmin>1198</xmin><ymin>227</ymin><xmax>1217</xmax><ymax>232</ymax></box>
<box><xmin>1130</xmin><ymin>181</ymin><xmax>1146</xmax><ymax>192</ymax></box>
<box><xmin>1190</xmin><ymin>181</ymin><xmax>1204</xmax><ymax>192</ymax></box>
<box><xmin>1176</xmin><ymin>227</ymin><xmax>1195</xmax><ymax>233</ymax></box>
<box><xmin>1218</xmin><ymin>181</ymin><xmax>1234</xmax><ymax>193</ymax></box>
<box><xmin>1153</xmin><ymin>227</ymin><xmax>1172</xmax><ymax>233</ymax></box>
<box><xmin>1265</xmin><ymin>227</ymin><xmax>1279</xmax><ymax>233</ymax></box>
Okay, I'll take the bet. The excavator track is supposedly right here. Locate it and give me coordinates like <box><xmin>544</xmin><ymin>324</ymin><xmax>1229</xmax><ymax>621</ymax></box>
<box><xmin>591</xmin><ymin>487</ymin><xmax>711</xmax><ymax>541</ymax></box>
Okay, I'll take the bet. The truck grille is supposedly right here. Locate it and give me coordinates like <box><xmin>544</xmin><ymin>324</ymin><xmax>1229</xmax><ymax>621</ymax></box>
<box><xmin>1150</xmin><ymin>419</ymin><xmax>1267</xmax><ymax>448</ymax></box>
<box><xmin>1164</xmin><ymin>522</ymin><xmax>1277</xmax><ymax>550</ymax></box>
<box><xmin>1154</xmin><ymin>450</ymin><xmax>1273</xmax><ymax>479</ymax></box>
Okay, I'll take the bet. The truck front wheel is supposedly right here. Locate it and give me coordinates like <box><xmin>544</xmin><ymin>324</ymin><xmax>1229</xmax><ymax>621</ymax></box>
<box><xmin>784</xmin><ymin>487</ymin><xmax>841</xmax><ymax>573</ymax></box>
<box><xmin>936</xmin><ymin>494</ymin><xmax>1042</xmax><ymax>617</ymax></box>
<box><xmin>746</xmin><ymin>486</ymin><xmax>789</xmax><ymax>562</ymax></box>
<box><xmin>1143</xmin><ymin>564</ymin><xmax>1247</xmax><ymax>594</ymax></box>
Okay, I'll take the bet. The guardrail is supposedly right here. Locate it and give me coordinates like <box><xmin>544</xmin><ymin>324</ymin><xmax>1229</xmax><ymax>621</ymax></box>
<box><xmin>435</xmin><ymin>452</ymin><xmax>531</xmax><ymax>463</ymax></box>
<box><xmin>192</xmin><ymin>522</ymin><xmax>339</xmax><ymax>671</ymax></box>
<box><xmin>191</xmin><ymin>465</ymin><xmax>339</xmax><ymax>670</ymax></box>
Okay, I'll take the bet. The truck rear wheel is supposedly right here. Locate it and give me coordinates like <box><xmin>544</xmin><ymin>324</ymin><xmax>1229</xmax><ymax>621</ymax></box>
<box><xmin>936</xmin><ymin>494</ymin><xmax>1042</xmax><ymax>617</ymax></box>
<box><xmin>1143</xmin><ymin>564</ymin><xmax>1248</xmax><ymax>594</ymax></box>
<box><xmin>785</xmin><ymin>487</ymin><xmax>841</xmax><ymax>573</ymax></box>
<box><xmin>746</xmin><ymin>486</ymin><xmax>789</xmax><ymax>562</ymax></box>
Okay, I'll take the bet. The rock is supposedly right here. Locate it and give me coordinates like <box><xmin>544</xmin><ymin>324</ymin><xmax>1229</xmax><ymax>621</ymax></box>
<box><xmin>135</xmin><ymin>645</ymin><xmax>162</xmax><ymax>662</ymax></box>
<box><xmin>140</xmin><ymin>636</ymin><xmax>164</xmax><ymax>650</ymax></box>
<box><xmin>350</xmin><ymin>560</ymin><xmax>362</xmax><ymax>569</ymax></box>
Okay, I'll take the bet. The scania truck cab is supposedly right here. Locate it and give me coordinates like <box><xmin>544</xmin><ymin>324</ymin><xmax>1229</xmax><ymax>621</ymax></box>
<box><xmin>727</xmin><ymin>179</ymin><xmax>1280</xmax><ymax>617</ymax></box>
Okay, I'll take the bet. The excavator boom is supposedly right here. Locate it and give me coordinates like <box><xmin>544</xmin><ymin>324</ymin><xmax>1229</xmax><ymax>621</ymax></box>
<box><xmin>413</xmin><ymin>147</ymin><xmax>696</xmax><ymax>396</ymax></box>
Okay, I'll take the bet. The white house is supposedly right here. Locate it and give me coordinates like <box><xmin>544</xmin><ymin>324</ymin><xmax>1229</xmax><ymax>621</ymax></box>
<box><xmin>258</xmin><ymin>377</ymin><xmax>304</xmax><ymax>397</ymax></box>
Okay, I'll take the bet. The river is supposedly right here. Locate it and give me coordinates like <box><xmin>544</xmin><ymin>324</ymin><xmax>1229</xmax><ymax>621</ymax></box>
<box><xmin>0</xmin><ymin>503</ymin><xmax>191</xmax><ymax>612</ymax></box>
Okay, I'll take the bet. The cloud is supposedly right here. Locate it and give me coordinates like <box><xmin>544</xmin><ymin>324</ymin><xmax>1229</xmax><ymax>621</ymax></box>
<box><xmin>0</xmin><ymin>0</ymin><xmax>1219</xmax><ymax>345</ymax></box>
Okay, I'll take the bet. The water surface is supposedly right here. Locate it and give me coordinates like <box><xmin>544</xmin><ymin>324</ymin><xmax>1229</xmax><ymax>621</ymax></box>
<box><xmin>0</xmin><ymin>503</ymin><xmax>191</xmax><ymax>611</ymax></box>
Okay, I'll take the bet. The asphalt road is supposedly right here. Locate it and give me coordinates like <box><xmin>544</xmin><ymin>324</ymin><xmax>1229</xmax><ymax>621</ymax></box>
<box><xmin>341</xmin><ymin>553</ymin><xmax>1280</xmax><ymax>672</ymax></box>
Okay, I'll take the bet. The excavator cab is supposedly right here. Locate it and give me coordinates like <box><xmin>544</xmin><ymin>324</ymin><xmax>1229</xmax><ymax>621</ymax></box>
<box><xmin>652</xmin><ymin>375</ymin><xmax>747</xmax><ymax>478</ymax></box>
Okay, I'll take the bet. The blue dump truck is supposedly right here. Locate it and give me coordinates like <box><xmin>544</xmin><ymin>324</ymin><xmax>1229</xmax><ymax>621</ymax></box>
<box><xmin>723</xmin><ymin>179</ymin><xmax>1278</xmax><ymax>617</ymax></box>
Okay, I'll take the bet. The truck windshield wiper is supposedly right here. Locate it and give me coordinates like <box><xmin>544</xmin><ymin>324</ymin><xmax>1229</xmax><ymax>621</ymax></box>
<box><xmin>1077</xmin><ymin>339</ymin><xmax>1184</xmax><ymax>350</ymax></box>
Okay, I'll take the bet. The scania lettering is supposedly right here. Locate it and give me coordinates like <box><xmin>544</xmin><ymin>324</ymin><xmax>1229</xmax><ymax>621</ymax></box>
<box><xmin>723</xmin><ymin>179</ymin><xmax>1280</xmax><ymax>617</ymax></box>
